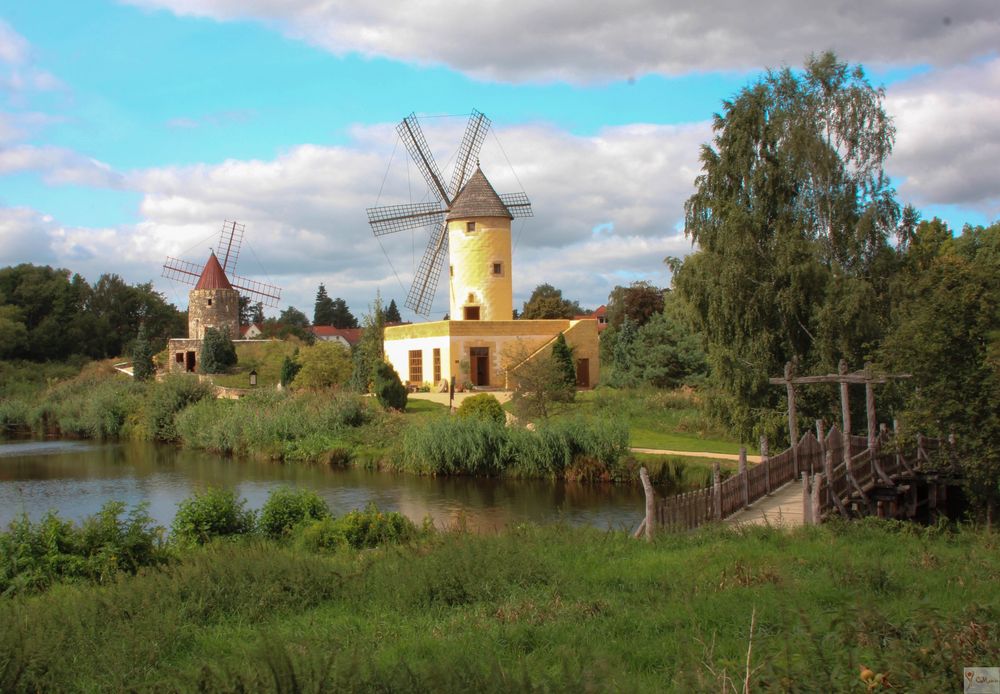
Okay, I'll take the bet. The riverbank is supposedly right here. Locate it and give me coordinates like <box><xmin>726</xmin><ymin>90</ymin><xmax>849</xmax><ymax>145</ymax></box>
<box><xmin>0</xmin><ymin>361</ymin><xmax>738</xmax><ymax>485</ymax></box>
<box><xmin>2</xmin><ymin>517</ymin><xmax>996</xmax><ymax>692</ymax></box>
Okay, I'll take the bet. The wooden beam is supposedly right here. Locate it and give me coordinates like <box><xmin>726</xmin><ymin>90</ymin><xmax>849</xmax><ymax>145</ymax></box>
<box><xmin>785</xmin><ymin>362</ymin><xmax>800</xmax><ymax>474</ymax></box>
<box><xmin>839</xmin><ymin>359</ymin><xmax>851</xmax><ymax>435</ymax></box>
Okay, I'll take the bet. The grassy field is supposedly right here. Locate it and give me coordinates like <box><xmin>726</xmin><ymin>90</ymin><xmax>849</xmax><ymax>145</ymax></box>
<box><xmin>1</xmin><ymin>520</ymin><xmax>996</xmax><ymax>692</ymax></box>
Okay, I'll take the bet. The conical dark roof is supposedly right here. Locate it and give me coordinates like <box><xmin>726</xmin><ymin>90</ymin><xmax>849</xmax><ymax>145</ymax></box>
<box><xmin>446</xmin><ymin>166</ymin><xmax>512</xmax><ymax>220</ymax></box>
<box><xmin>194</xmin><ymin>251</ymin><xmax>233</xmax><ymax>290</ymax></box>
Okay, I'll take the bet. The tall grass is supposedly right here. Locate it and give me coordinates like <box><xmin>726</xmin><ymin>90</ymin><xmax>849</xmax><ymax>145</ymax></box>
<box><xmin>0</xmin><ymin>520</ymin><xmax>996</xmax><ymax>692</ymax></box>
<box><xmin>174</xmin><ymin>389</ymin><xmax>374</xmax><ymax>461</ymax></box>
<box><xmin>400</xmin><ymin>416</ymin><xmax>630</xmax><ymax>480</ymax></box>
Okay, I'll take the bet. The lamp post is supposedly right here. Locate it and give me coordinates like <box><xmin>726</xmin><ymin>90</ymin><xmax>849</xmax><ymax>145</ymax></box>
<box><xmin>249</xmin><ymin>369</ymin><xmax>257</xmax><ymax>387</ymax></box>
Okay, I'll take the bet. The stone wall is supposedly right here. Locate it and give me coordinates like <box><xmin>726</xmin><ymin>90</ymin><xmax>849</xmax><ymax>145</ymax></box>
<box><xmin>188</xmin><ymin>288</ymin><xmax>240</xmax><ymax>340</ymax></box>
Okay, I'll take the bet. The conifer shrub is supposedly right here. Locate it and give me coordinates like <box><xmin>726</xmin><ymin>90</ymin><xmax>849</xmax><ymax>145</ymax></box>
<box><xmin>199</xmin><ymin>327</ymin><xmax>237</xmax><ymax>374</ymax></box>
<box><xmin>259</xmin><ymin>487</ymin><xmax>330</xmax><ymax>538</ymax></box>
<box><xmin>551</xmin><ymin>332</ymin><xmax>576</xmax><ymax>389</ymax></box>
<box><xmin>131</xmin><ymin>326</ymin><xmax>155</xmax><ymax>381</ymax></box>
<box><xmin>456</xmin><ymin>393</ymin><xmax>505</xmax><ymax>426</ymax></box>
<box><xmin>171</xmin><ymin>488</ymin><xmax>256</xmax><ymax>545</ymax></box>
<box><xmin>279</xmin><ymin>354</ymin><xmax>300</xmax><ymax>387</ymax></box>
<box><xmin>373</xmin><ymin>361</ymin><xmax>407</xmax><ymax>411</ymax></box>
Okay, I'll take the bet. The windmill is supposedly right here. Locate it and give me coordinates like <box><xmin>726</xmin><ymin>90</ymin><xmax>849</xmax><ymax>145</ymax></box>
<box><xmin>367</xmin><ymin>110</ymin><xmax>532</xmax><ymax>316</ymax></box>
<box><xmin>161</xmin><ymin>220</ymin><xmax>282</xmax><ymax>309</ymax></box>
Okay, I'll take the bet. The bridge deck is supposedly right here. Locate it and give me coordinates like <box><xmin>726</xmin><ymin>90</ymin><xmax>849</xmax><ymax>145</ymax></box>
<box><xmin>725</xmin><ymin>480</ymin><xmax>803</xmax><ymax>527</ymax></box>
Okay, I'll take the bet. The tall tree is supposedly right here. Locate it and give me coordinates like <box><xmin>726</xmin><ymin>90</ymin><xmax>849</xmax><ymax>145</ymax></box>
<box><xmin>521</xmin><ymin>284</ymin><xmax>583</xmax><ymax>319</ymax></box>
<box><xmin>605</xmin><ymin>281</ymin><xmax>665</xmax><ymax>329</ymax></box>
<box><xmin>673</xmin><ymin>51</ymin><xmax>901</xmax><ymax>439</ymax></box>
<box><xmin>551</xmin><ymin>332</ymin><xmax>576</xmax><ymax>390</ymax></box>
<box><xmin>131</xmin><ymin>325</ymin><xmax>155</xmax><ymax>381</ymax></box>
<box><xmin>313</xmin><ymin>284</ymin><xmax>335</xmax><ymax>326</ymax></box>
<box><xmin>384</xmin><ymin>299</ymin><xmax>402</xmax><ymax>324</ymax></box>
<box><xmin>350</xmin><ymin>292</ymin><xmax>386</xmax><ymax>393</ymax></box>
<box><xmin>329</xmin><ymin>297</ymin><xmax>358</xmax><ymax>329</ymax></box>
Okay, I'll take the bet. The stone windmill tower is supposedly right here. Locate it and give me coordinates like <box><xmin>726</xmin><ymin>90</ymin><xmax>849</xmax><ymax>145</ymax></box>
<box><xmin>162</xmin><ymin>221</ymin><xmax>281</xmax><ymax>373</ymax></box>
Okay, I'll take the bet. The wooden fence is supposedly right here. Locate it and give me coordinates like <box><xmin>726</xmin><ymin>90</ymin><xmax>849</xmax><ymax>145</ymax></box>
<box><xmin>653</xmin><ymin>424</ymin><xmax>951</xmax><ymax>532</ymax></box>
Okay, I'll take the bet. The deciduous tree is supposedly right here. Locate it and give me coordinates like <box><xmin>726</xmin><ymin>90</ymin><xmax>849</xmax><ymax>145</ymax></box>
<box><xmin>521</xmin><ymin>284</ymin><xmax>583</xmax><ymax>320</ymax></box>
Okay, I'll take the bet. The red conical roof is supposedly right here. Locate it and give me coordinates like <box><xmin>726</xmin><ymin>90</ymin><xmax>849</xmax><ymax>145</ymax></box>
<box><xmin>194</xmin><ymin>252</ymin><xmax>233</xmax><ymax>290</ymax></box>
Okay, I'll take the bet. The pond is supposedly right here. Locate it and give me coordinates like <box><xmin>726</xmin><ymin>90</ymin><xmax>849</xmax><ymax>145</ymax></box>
<box><xmin>0</xmin><ymin>440</ymin><xmax>648</xmax><ymax>532</ymax></box>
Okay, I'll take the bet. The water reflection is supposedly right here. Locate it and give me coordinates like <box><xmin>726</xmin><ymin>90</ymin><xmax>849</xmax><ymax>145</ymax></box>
<box><xmin>0</xmin><ymin>440</ymin><xmax>646</xmax><ymax>532</ymax></box>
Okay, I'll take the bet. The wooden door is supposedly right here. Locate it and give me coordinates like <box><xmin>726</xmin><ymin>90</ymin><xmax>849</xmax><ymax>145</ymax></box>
<box><xmin>470</xmin><ymin>347</ymin><xmax>489</xmax><ymax>386</ymax></box>
<box><xmin>575</xmin><ymin>358</ymin><xmax>590</xmax><ymax>388</ymax></box>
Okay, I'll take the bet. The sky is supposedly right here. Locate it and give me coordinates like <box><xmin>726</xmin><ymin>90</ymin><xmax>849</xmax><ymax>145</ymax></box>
<box><xmin>0</xmin><ymin>1</ymin><xmax>998</xmax><ymax>322</ymax></box>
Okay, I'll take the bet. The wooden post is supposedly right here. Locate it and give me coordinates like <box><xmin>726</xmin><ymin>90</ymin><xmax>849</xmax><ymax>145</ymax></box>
<box><xmin>713</xmin><ymin>462</ymin><xmax>722</xmax><ymax>521</ymax></box>
<box><xmin>811</xmin><ymin>473</ymin><xmax>823</xmax><ymax>524</ymax></box>
<box><xmin>801</xmin><ymin>472</ymin><xmax>812</xmax><ymax>525</ymax></box>
<box><xmin>865</xmin><ymin>362</ymin><xmax>877</xmax><ymax>453</ymax></box>
<box><xmin>839</xmin><ymin>359</ymin><xmax>851</xmax><ymax>434</ymax></box>
<box><xmin>760</xmin><ymin>436</ymin><xmax>771</xmax><ymax>495</ymax></box>
<box><xmin>739</xmin><ymin>447</ymin><xmax>749</xmax><ymax>508</ymax></box>
<box><xmin>639</xmin><ymin>466</ymin><xmax>656</xmax><ymax>542</ymax></box>
<box><xmin>785</xmin><ymin>362</ymin><xmax>800</xmax><ymax>474</ymax></box>
<box><xmin>815</xmin><ymin>419</ymin><xmax>826</xmax><ymax>477</ymax></box>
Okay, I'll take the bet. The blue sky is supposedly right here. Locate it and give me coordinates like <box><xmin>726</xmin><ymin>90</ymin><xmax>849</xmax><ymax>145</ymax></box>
<box><xmin>1</xmin><ymin>0</ymin><xmax>998</xmax><ymax>318</ymax></box>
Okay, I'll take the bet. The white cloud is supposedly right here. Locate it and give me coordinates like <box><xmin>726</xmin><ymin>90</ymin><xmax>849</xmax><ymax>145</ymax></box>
<box><xmin>122</xmin><ymin>0</ymin><xmax>1000</xmax><ymax>82</ymax></box>
<box><xmin>0</xmin><ymin>145</ymin><xmax>125</xmax><ymax>188</ymax></box>
<box><xmin>0</xmin><ymin>20</ymin><xmax>63</xmax><ymax>99</ymax></box>
<box><xmin>0</xmin><ymin>20</ymin><xmax>29</xmax><ymax>65</ymax></box>
<box><xmin>886</xmin><ymin>57</ymin><xmax>1000</xmax><ymax>216</ymax></box>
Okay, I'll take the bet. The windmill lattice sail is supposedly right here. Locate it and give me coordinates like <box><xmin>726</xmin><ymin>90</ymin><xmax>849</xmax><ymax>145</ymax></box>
<box><xmin>367</xmin><ymin>110</ymin><xmax>532</xmax><ymax>316</ymax></box>
<box><xmin>161</xmin><ymin>221</ymin><xmax>282</xmax><ymax>308</ymax></box>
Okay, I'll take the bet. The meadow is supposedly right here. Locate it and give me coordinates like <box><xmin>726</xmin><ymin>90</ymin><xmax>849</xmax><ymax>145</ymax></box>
<box><xmin>1</xmin><ymin>506</ymin><xmax>996</xmax><ymax>692</ymax></box>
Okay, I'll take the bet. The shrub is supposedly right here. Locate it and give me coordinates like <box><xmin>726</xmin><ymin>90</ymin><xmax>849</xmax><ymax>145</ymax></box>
<box><xmin>0</xmin><ymin>502</ymin><xmax>169</xmax><ymax>596</ymax></box>
<box><xmin>295</xmin><ymin>341</ymin><xmax>352</xmax><ymax>390</ymax></box>
<box><xmin>131</xmin><ymin>326</ymin><xmax>156</xmax><ymax>381</ymax></box>
<box><xmin>279</xmin><ymin>354</ymin><xmax>300</xmax><ymax>387</ymax></box>
<box><xmin>140</xmin><ymin>375</ymin><xmax>214</xmax><ymax>442</ymax></box>
<box><xmin>200</xmin><ymin>327</ymin><xmax>237</xmax><ymax>374</ymax></box>
<box><xmin>259</xmin><ymin>487</ymin><xmax>330</xmax><ymax>537</ymax></box>
<box><xmin>373</xmin><ymin>361</ymin><xmax>407</xmax><ymax>411</ymax></box>
<box><xmin>551</xmin><ymin>332</ymin><xmax>576</xmax><ymax>388</ymax></box>
<box><xmin>402</xmin><ymin>416</ymin><xmax>510</xmax><ymax>476</ymax></box>
<box><xmin>456</xmin><ymin>393</ymin><xmax>505</xmax><ymax>426</ymax></box>
<box><xmin>171</xmin><ymin>488</ymin><xmax>256</xmax><ymax>545</ymax></box>
<box><xmin>299</xmin><ymin>505</ymin><xmax>416</xmax><ymax>552</ymax></box>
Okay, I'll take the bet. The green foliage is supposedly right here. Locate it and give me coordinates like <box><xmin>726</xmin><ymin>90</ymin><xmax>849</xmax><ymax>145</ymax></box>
<box><xmin>294</xmin><ymin>341</ymin><xmax>352</xmax><ymax>390</ymax></box>
<box><xmin>373</xmin><ymin>360</ymin><xmax>407</xmax><ymax>411</ymax></box>
<box><xmin>384</xmin><ymin>298</ymin><xmax>402</xmax><ymax>323</ymax></box>
<box><xmin>605</xmin><ymin>281</ymin><xmax>664</xmax><ymax>329</ymax></box>
<box><xmin>400</xmin><ymin>415</ymin><xmax>628</xmax><ymax>479</ymax></box>
<box><xmin>882</xmin><ymin>220</ymin><xmax>1000</xmax><ymax>518</ymax></box>
<box><xmin>0</xmin><ymin>502</ymin><xmax>168</xmax><ymax>596</ymax></box>
<box><xmin>31</xmin><ymin>366</ymin><xmax>145</xmax><ymax>439</ymax></box>
<box><xmin>350</xmin><ymin>292</ymin><xmax>386</xmax><ymax>392</ymax></box>
<box><xmin>300</xmin><ymin>504</ymin><xmax>416</xmax><ymax>552</ymax></box>
<box><xmin>520</xmin><ymin>283</ymin><xmax>582</xmax><ymax>319</ymax></box>
<box><xmin>313</xmin><ymin>283</ymin><xmax>334</xmax><ymax>325</ymax></box>
<box><xmin>551</xmin><ymin>332</ymin><xmax>576</xmax><ymax>387</ymax></box>
<box><xmin>0</xmin><ymin>305</ymin><xmax>28</xmax><ymax>358</ymax></box>
<box><xmin>507</xmin><ymin>344</ymin><xmax>574</xmax><ymax>420</ymax></box>
<box><xmin>279</xmin><ymin>353</ymin><xmax>300</xmax><ymax>387</ymax></box>
<box><xmin>130</xmin><ymin>325</ymin><xmax>155</xmax><ymax>381</ymax></box>
<box><xmin>4</xmin><ymin>522</ymin><xmax>994</xmax><ymax>692</ymax></box>
<box><xmin>140</xmin><ymin>375</ymin><xmax>214</xmax><ymax>442</ymax></box>
<box><xmin>675</xmin><ymin>51</ymin><xmax>900</xmax><ymax>439</ymax></box>
<box><xmin>606</xmin><ymin>311</ymin><xmax>707</xmax><ymax>389</ymax></box>
<box><xmin>171</xmin><ymin>488</ymin><xmax>256</xmax><ymax>545</ymax></box>
<box><xmin>199</xmin><ymin>327</ymin><xmax>238</xmax><ymax>374</ymax></box>
<box><xmin>259</xmin><ymin>487</ymin><xmax>330</xmax><ymax>538</ymax></box>
<box><xmin>175</xmin><ymin>389</ymin><xmax>371</xmax><ymax>460</ymax></box>
<box><xmin>456</xmin><ymin>393</ymin><xmax>505</xmax><ymax>426</ymax></box>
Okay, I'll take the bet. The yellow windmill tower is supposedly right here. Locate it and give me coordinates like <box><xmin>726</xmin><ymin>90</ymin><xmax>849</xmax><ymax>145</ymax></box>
<box><xmin>368</xmin><ymin>111</ymin><xmax>599</xmax><ymax>390</ymax></box>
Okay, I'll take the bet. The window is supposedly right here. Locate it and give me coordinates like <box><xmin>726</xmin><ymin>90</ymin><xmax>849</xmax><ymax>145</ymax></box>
<box><xmin>433</xmin><ymin>348</ymin><xmax>441</xmax><ymax>384</ymax></box>
<box><xmin>491</xmin><ymin>262</ymin><xmax>503</xmax><ymax>276</ymax></box>
<box><xmin>207</xmin><ymin>298</ymin><xmax>213</xmax><ymax>306</ymax></box>
<box><xmin>408</xmin><ymin>350</ymin><xmax>423</xmax><ymax>384</ymax></box>
<box><xmin>175</xmin><ymin>352</ymin><xmax>184</xmax><ymax>363</ymax></box>
<box><xmin>466</xmin><ymin>221</ymin><xmax>476</xmax><ymax>233</ymax></box>
<box><xmin>463</xmin><ymin>306</ymin><xmax>480</xmax><ymax>320</ymax></box>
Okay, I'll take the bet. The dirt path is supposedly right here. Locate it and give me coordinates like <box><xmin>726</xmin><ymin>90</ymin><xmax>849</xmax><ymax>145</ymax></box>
<box><xmin>630</xmin><ymin>447</ymin><xmax>761</xmax><ymax>463</ymax></box>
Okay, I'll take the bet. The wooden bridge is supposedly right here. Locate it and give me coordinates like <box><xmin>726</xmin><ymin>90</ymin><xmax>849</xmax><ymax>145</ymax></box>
<box><xmin>641</xmin><ymin>425</ymin><xmax>956</xmax><ymax>534</ymax></box>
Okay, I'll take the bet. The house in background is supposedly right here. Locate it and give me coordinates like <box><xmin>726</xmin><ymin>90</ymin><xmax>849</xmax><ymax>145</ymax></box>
<box><xmin>309</xmin><ymin>326</ymin><xmax>364</xmax><ymax>349</ymax></box>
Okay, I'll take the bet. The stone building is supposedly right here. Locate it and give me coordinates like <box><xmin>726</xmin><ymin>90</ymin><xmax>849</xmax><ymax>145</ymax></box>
<box><xmin>167</xmin><ymin>252</ymin><xmax>240</xmax><ymax>373</ymax></box>
<box><xmin>384</xmin><ymin>167</ymin><xmax>600</xmax><ymax>389</ymax></box>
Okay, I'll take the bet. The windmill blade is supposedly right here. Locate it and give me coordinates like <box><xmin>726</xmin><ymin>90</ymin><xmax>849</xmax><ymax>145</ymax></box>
<box><xmin>397</xmin><ymin>113</ymin><xmax>450</xmax><ymax>204</ymax></box>
<box><xmin>217</xmin><ymin>220</ymin><xmax>245</xmax><ymax>275</ymax></box>
<box><xmin>230</xmin><ymin>274</ymin><xmax>282</xmax><ymax>309</ymax></box>
<box><xmin>161</xmin><ymin>257</ymin><xmax>203</xmax><ymax>286</ymax></box>
<box><xmin>367</xmin><ymin>202</ymin><xmax>446</xmax><ymax>236</ymax></box>
<box><xmin>405</xmin><ymin>220</ymin><xmax>449</xmax><ymax>316</ymax></box>
<box><xmin>447</xmin><ymin>110</ymin><xmax>491</xmax><ymax>198</ymax></box>
<box><xmin>499</xmin><ymin>192</ymin><xmax>533</xmax><ymax>218</ymax></box>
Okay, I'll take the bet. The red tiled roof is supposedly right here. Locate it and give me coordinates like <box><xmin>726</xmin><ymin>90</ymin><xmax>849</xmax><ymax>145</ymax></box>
<box><xmin>194</xmin><ymin>252</ymin><xmax>232</xmax><ymax>290</ymax></box>
<box><xmin>309</xmin><ymin>326</ymin><xmax>364</xmax><ymax>345</ymax></box>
